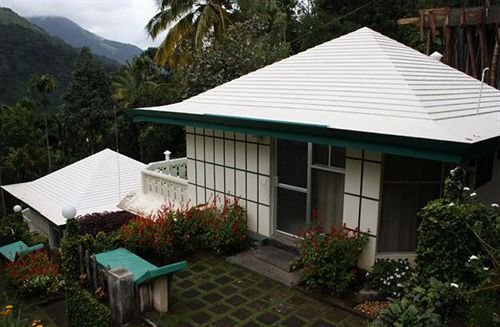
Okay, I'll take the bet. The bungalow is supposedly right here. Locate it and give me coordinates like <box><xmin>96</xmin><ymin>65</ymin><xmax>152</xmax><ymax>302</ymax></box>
<box><xmin>128</xmin><ymin>27</ymin><xmax>500</xmax><ymax>269</ymax></box>
<box><xmin>1</xmin><ymin>149</ymin><xmax>145</xmax><ymax>248</ymax></box>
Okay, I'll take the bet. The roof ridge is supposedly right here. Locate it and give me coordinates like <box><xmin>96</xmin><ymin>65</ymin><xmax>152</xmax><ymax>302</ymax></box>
<box><xmin>369</xmin><ymin>31</ymin><xmax>432</xmax><ymax>118</ymax></box>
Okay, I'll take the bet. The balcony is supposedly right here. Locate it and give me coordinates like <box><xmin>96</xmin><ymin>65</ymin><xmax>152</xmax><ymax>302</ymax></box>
<box><xmin>142</xmin><ymin>158</ymin><xmax>188</xmax><ymax>203</ymax></box>
<box><xmin>118</xmin><ymin>158</ymin><xmax>188</xmax><ymax>216</ymax></box>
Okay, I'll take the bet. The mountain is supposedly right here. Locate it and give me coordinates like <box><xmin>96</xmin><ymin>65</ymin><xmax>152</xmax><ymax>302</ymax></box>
<box><xmin>0</xmin><ymin>7</ymin><xmax>119</xmax><ymax>106</ymax></box>
<box><xmin>30</xmin><ymin>16</ymin><xmax>142</xmax><ymax>64</ymax></box>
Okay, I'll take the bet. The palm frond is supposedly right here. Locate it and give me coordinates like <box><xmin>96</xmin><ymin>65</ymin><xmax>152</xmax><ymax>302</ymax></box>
<box><xmin>154</xmin><ymin>12</ymin><xmax>196</xmax><ymax>66</ymax></box>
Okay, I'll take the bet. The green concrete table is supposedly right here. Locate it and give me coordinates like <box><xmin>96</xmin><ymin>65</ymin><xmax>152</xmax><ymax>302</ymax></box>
<box><xmin>0</xmin><ymin>241</ymin><xmax>44</xmax><ymax>262</ymax></box>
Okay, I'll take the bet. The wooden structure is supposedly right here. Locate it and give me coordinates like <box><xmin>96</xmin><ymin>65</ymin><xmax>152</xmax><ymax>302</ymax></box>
<box><xmin>399</xmin><ymin>5</ymin><xmax>500</xmax><ymax>87</ymax></box>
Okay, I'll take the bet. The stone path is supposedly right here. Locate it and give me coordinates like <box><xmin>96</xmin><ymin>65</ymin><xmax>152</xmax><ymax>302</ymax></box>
<box><xmin>146</xmin><ymin>252</ymin><xmax>367</xmax><ymax>327</ymax></box>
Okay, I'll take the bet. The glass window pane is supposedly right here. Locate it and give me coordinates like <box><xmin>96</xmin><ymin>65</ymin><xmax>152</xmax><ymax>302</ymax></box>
<box><xmin>277</xmin><ymin>188</ymin><xmax>307</xmax><ymax>235</ymax></box>
<box><xmin>313</xmin><ymin>144</ymin><xmax>329</xmax><ymax>165</ymax></box>
<box><xmin>331</xmin><ymin>147</ymin><xmax>346</xmax><ymax>168</ymax></box>
<box><xmin>277</xmin><ymin>139</ymin><xmax>307</xmax><ymax>188</ymax></box>
<box><xmin>312</xmin><ymin>170</ymin><xmax>345</xmax><ymax>232</ymax></box>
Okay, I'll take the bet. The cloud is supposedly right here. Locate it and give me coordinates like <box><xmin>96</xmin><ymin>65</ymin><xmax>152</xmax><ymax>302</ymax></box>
<box><xmin>2</xmin><ymin>0</ymin><xmax>167</xmax><ymax>49</ymax></box>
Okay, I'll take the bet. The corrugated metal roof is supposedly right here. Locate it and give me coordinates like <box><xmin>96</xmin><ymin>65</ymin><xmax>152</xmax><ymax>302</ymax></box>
<box><xmin>1</xmin><ymin>149</ymin><xmax>145</xmax><ymax>226</ymax></box>
<box><xmin>133</xmin><ymin>27</ymin><xmax>500</xmax><ymax>145</ymax></box>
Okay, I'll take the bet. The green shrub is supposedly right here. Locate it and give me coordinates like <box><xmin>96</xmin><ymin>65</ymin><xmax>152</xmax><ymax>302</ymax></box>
<box><xmin>367</xmin><ymin>258</ymin><xmax>413</xmax><ymax>299</ymax></box>
<box><xmin>406</xmin><ymin>277</ymin><xmax>464</xmax><ymax>324</ymax></box>
<box><xmin>0</xmin><ymin>215</ymin><xmax>32</xmax><ymax>247</ymax></box>
<box><xmin>295</xmin><ymin>222</ymin><xmax>368</xmax><ymax>294</ymax></box>
<box><xmin>416</xmin><ymin>167</ymin><xmax>497</xmax><ymax>286</ymax></box>
<box><xmin>197</xmin><ymin>198</ymin><xmax>248</xmax><ymax>255</ymax></box>
<box><xmin>66</xmin><ymin>282</ymin><xmax>111</xmax><ymax>327</ymax></box>
<box><xmin>370</xmin><ymin>298</ymin><xmax>442</xmax><ymax>327</ymax></box>
<box><xmin>60</xmin><ymin>219</ymin><xmax>81</xmax><ymax>281</ymax></box>
<box><xmin>79</xmin><ymin>231</ymin><xmax>119</xmax><ymax>255</ymax></box>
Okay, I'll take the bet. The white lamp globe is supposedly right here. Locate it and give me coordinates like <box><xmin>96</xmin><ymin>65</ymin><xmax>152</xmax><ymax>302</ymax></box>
<box><xmin>62</xmin><ymin>205</ymin><xmax>77</xmax><ymax>220</ymax></box>
<box><xmin>13</xmin><ymin>205</ymin><xmax>22</xmax><ymax>213</ymax></box>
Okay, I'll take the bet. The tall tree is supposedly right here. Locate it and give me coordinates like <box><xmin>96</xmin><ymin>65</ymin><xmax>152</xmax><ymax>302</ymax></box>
<box><xmin>146</xmin><ymin>0</ymin><xmax>234</xmax><ymax>67</ymax></box>
<box><xmin>61</xmin><ymin>48</ymin><xmax>113</xmax><ymax>157</ymax></box>
<box><xmin>28</xmin><ymin>74</ymin><xmax>56</xmax><ymax>172</ymax></box>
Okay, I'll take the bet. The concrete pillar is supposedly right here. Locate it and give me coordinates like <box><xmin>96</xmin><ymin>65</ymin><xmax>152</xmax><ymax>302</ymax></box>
<box><xmin>153</xmin><ymin>276</ymin><xmax>170</xmax><ymax>313</ymax></box>
<box><xmin>107</xmin><ymin>268</ymin><xmax>135</xmax><ymax>326</ymax></box>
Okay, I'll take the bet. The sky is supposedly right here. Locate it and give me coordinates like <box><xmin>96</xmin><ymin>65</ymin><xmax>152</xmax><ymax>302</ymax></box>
<box><xmin>1</xmin><ymin>0</ymin><xmax>167</xmax><ymax>49</ymax></box>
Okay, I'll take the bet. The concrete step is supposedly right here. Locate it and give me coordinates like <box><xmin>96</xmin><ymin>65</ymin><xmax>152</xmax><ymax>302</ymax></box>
<box><xmin>227</xmin><ymin>249</ymin><xmax>303</xmax><ymax>288</ymax></box>
<box><xmin>254</xmin><ymin>246</ymin><xmax>299</xmax><ymax>272</ymax></box>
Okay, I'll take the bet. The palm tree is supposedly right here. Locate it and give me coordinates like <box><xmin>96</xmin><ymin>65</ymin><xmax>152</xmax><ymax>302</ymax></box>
<box><xmin>146</xmin><ymin>0</ymin><xmax>234</xmax><ymax>67</ymax></box>
<box><xmin>29</xmin><ymin>74</ymin><xmax>56</xmax><ymax>172</ymax></box>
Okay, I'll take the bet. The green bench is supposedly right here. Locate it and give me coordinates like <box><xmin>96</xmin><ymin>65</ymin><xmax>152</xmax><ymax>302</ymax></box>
<box><xmin>95</xmin><ymin>247</ymin><xmax>187</xmax><ymax>285</ymax></box>
<box><xmin>0</xmin><ymin>241</ymin><xmax>44</xmax><ymax>262</ymax></box>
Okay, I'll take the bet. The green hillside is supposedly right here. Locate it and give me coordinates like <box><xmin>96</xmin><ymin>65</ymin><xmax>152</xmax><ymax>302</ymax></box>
<box><xmin>30</xmin><ymin>16</ymin><xmax>142</xmax><ymax>64</ymax></box>
<box><xmin>0</xmin><ymin>7</ymin><xmax>119</xmax><ymax>107</ymax></box>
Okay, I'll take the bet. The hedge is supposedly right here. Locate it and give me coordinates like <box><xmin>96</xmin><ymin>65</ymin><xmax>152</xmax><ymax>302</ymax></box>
<box><xmin>66</xmin><ymin>282</ymin><xmax>111</xmax><ymax>327</ymax></box>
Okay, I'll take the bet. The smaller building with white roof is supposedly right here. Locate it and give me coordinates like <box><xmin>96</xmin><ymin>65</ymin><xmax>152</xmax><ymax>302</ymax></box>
<box><xmin>1</xmin><ymin>148</ymin><xmax>146</xmax><ymax>248</ymax></box>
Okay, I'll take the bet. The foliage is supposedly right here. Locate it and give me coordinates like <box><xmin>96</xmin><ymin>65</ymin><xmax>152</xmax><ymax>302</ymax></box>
<box><xmin>60</xmin><ymin>47</ymin><xmax>114</xmax><ymax>156</ymax></box>
<box><xmin>119</xmin><ymin>199</ymin><xmax>248</xmax><ymax>263</ymax></box>
<box><xmin>196</xmin><ymin>198</ymin><xmax>249</xmax><ymax>255</ymax></box>
<box><xmin>416</xmin><ymin>171</ymin><xmax>496</xmax><ymax>286</ymax></box>
<box><xmin>0</xmin><ymin>8</ymin><xmax>117</xmax><ymax>106</ymax></box>
<box><xmin>0</xmin><ymin>215</ymin><xmax>32</xmax><ymax>247</ymax></box>
<box><xmin>147</xmin><ymin>0</ymin><xmax>235</xmax><ymax>67</ymax></box>
<box><xmin>119</xmin><ymin>206</ymin><xmax>194</xmax><ymax>265</ymax></box>
<box><xmin>4</xmin><ymin>250</ymin><xmax>63</xmax><ymax>298</ymax></box>
<box><xmin>66</xmin><ymin>282</ymin><xmax>111</xmax><ymax>327</ymax></box>
<box><xmin>367</xmin><ymin>258</ymin><xmax>413</xmax><ymax>299</ymax></box>
<box><xmin>76</xmin><ymin>211</ymin><xmax>134</xmax><ymax>236</ymax></box>
<box><xmin>176</xmin><ymin>14</ymin><xmax>290</xmax><ymax>100</ymax></box>
<box><xmin>370</xmin><ymin>298</ymin><xmax>442</xmax><ymax>327</ymax></box>
<box><xmin>295</xmin><ymin>222</ymin><xmax>368</xmax><ymax>294</ymax></box>
<box><xmin>60</xmin><ymin>219</ymin><xmax>81</xmax><ymax>282</ymax></box>
<box><xmin>78</xmin><ymin>231</ymin><xmax>119</xmax><ymax>255</ymax></box>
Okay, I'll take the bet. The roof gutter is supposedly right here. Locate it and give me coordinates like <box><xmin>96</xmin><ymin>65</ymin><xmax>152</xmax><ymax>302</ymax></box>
<box><xmin>128</xmin><ymin>109</ymin><xmax>481</xmax><ymax>164</ymax></box>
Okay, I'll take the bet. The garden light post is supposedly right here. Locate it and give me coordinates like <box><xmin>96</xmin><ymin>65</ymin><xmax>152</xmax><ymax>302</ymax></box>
<box><xmin>62</xmin><ymin>204</ymin><xmax>77</xmax><ymax>220</ymax></box>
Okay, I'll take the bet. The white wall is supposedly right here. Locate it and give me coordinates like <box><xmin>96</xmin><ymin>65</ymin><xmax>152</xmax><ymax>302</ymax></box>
<box><xmin>185</xmin><ymin>127</ymin><xmax>273</xmax><ymax>236</ymax></box>
<box><xmin>341</xmin><ymin>149</ymin><xmax>382</xmax><ymax>270</ymax></box>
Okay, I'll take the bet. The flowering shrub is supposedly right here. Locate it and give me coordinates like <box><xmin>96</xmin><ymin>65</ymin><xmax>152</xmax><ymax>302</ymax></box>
<box><xmin>119</xmin><ymin>204</ymin><xmax>198</xmax><ymax>265</ymax></box>
<box><xmin>77</xmin><ymin>211</ymin><xmax>134</xmax><ymax>236</ymax></box>
<box><xmin>4</xmin><ymin>250</ymin><xmax>63</xmax><ymax>298</ymax></box>
<box><xmin>367</xmin><ymin>258</ymin><xmax>413</xmax><ymax>299</ymax></box>
<box><xmin>197</xmin><ymin>198</ymin><xmax>248</xmax><ymax>255</ymax></box>
<box><xmin>295</xmin><ymin>222</ymin><xmax>368</xmax><ymax>294</ymax></box>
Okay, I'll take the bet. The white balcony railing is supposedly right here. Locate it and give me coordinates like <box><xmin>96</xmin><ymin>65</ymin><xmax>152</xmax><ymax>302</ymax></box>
<box><xmin>141</xmin><ymin>158</ymin><xmax>188</xmax><ymax>204</ymax></box>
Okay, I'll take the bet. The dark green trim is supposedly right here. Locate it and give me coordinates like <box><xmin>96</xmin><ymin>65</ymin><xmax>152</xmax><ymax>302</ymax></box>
<box><xmin>128</xmin><ymin>109</ymin><xmax>498</xmax><ymax>163</ymax></box>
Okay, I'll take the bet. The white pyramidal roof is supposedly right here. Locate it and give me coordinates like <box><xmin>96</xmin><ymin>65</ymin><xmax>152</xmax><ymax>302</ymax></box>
<box><xmin>134</xmin><ymin>27</ymin><xmax>500</xmax><ymax>145</ymax></box>
<box><xmin>2</xmin><ymin>149</ymin><xmax>146</xmax><ymax>226</ymax></box>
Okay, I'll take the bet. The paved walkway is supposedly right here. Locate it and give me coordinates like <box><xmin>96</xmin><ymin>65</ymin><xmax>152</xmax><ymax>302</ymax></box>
<box><xmin>146</xmin><ymin>252</ymin><xmax>367</xmax><ymax>327</ymax></box>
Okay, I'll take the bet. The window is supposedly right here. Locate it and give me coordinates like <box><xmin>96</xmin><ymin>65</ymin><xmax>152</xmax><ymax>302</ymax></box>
<box><xmin>276</xmin><ymin>141</ymin><xmax>345</xmax><ymax>235</ymax></box>
<box><xmin>378</xmin><ymin>155</ymin><xmax>450</xmax><ymax>253</ymax></box>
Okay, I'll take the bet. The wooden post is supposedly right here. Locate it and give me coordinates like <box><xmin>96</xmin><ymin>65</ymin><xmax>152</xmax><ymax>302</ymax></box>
<box><xmin>153</xmin><ymin>276</ymin><xmax>170</xmax><ymax>313</ymax></box>
<box><xmin>107</xmin><ymin>268</ymin><xmax>135</xmax><ymax>326</ymax></box>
